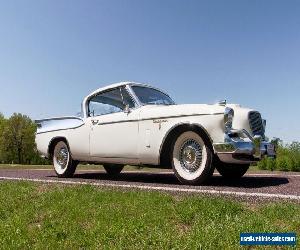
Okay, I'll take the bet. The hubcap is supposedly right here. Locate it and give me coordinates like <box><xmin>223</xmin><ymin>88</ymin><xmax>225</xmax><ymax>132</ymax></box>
<box><xmin>56</xmin><ymin>147</ymin><xmax>69</xmax><ymax>169</ymax></box>
<box><xmin>179</xmin><ymin>139</ymin><xmax>203</xmax><ymax>172</ymax></box>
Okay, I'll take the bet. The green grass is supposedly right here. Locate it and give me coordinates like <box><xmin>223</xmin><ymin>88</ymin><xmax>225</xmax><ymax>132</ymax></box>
<box><xmin>0</xmin><ymin>181</ymin><xmax>299</xmax><ymax>249</ymax></box>
<box><xmin>0</xmin><ymin>164</ymin><xmax>52</xmax><ymax>169</ymax></box>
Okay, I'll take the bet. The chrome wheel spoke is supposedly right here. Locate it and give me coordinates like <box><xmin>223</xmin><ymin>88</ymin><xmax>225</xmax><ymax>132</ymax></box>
<box><xmin>179</xmin><ymin>139</ymin><xmax>203</xmax><ymax>173</ymax></box>
<box><xmin>56</xmin><ymin>147</ymin><xmax>69</xmax><ymax>169</ymax></box>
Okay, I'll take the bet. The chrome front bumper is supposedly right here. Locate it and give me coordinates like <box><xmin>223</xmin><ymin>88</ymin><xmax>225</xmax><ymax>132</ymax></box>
<box><xmin>213</xmin><ymin>129</ymin><xmax>276</xmax><ymax>164</ymax></box>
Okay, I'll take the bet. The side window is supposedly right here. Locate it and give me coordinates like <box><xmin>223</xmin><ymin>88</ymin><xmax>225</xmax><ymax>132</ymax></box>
<box><xmin>88</xmin><ymin>88</ymin><xmax>124</xmax><ymax>116</ymax></box>
<box><xmin>120</xmin><ymin>87</ymin><xmax>135</xmax><ymax>108</ymax></box>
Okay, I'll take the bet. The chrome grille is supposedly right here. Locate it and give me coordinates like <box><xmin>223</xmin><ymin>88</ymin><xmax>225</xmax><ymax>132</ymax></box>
<box><xmin>248</xmin><ymin>111</ymin><xmax>265</xmax><ymax>136</ymax></box>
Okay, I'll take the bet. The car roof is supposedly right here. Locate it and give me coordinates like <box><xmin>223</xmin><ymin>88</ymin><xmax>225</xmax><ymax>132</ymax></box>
<box><xmin>81</xmin><ymin>81</ymin><xmax>172</xmax><ymax>118</ymax></box>
<box><xmin>86</xmin><ymin>81</ymin><xmax>160</xmax><ymax>98</ymax></box>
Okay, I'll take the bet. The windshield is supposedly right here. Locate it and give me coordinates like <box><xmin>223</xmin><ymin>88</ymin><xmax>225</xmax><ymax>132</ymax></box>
<box><xmin>132</xmin><ymin>86</ymin><xmax>175</xmax><ymax>105</ymax></box>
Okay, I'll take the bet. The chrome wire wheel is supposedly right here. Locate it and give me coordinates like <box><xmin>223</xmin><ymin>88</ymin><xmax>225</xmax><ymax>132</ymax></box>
<box><xmin>172</xmin><ymin>131</ymin><xmax>213</xmax><ymax>184</ymax></box>
<box><xmin>53</xmin><ymin>141</ymin><xmax>70</xmax><ymax>175</ymax></box>
<box><xmin>179</xmin><ymin>139</ymin><xmax>203</xmax><ymax>173</ymax></box>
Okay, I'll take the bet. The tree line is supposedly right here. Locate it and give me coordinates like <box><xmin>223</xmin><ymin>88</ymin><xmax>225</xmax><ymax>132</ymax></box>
<box><xmin>0</xmin><ymin>113</ymin><xmax>49</xmax><ymax>165</ymax></box>
<box><xmin>258</xmin><ymin>141</ymin><xmax>300</xmax><ymax>172</ymax></box>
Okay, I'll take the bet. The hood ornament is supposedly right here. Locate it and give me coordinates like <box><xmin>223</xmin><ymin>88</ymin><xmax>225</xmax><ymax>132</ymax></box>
<box><xmin>217</xmin><ymin>100</ymin><xmax>227</xmax><ymax>106</ymax></box>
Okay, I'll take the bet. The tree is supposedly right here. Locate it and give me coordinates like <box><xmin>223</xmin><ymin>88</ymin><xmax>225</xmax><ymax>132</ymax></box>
<box><xmin>0</xmin><ymin>113</ymin><xmax>5</xmax><ymax>131</ymax></box>
<box><xmin>0</xmin><ymin>113</ymin><xmax>6</xmax><ymax>162</ymax></box>
<box><xmin>1</xmin><ymin>113</ymin><xmax>37</xmax><ymax>164</ymax></box>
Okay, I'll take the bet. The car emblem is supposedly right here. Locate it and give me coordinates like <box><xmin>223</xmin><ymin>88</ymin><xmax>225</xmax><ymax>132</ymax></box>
<box><xmin>153</xmin><ymin>119</ymin><xmax>168</xmax><ymax>130</ymax></box>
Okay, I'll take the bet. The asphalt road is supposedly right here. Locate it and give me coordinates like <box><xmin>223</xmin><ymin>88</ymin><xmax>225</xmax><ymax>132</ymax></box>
<box><xmin>0</xmin><ymin>169</ymin><xmax>300</xmax><ymax>201</ymax></box>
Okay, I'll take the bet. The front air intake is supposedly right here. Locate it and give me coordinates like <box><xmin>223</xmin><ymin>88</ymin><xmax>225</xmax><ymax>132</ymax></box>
<box><xmin>248</xmin><ymin>111</ymin><xmax>265</xmax><ymax>137</ymax></box>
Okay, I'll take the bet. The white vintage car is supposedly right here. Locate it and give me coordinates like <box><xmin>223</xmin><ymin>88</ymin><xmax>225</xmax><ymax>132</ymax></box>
<box><xmin>35</xmin><ymin>82</ymin><xmax>276</xmax><ymax>184</ymax></box>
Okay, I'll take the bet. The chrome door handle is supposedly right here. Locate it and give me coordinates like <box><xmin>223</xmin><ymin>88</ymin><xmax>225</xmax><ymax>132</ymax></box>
<box><xmin>91</xmin><ymin>120</ymin><xmax>98</xmax><ymax>125</ymax></box>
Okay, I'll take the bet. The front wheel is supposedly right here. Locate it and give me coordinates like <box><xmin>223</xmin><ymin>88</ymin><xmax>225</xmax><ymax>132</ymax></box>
<box><xmin>53</xmin><ymin>141</ymin><xmax>78</xmax><ymax>178</ymax></box>
<box><xmin>215</xmin><ymin>158</ymin><xmax>250</xmax><ymax>179</ymax></box>
<box><xmin>171</xmin><ymin>131</ymin><xmax>214</xmax><ymax>185</ymax></box>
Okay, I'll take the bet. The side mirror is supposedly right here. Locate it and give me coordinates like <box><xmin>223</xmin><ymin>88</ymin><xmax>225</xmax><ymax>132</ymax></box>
<box><xmin>124</xmin><ymin>104</ymin><xmax>130</xmax><ymax>114</ymax></box>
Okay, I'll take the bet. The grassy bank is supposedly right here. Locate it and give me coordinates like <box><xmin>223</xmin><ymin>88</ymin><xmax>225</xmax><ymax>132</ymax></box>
<box><xmin>0</xmin><ymin>181</ymin><xmax>299</xmax><ymax>249</ymax></box>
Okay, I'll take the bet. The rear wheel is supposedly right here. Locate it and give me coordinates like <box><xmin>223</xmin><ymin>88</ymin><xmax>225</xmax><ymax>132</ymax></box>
<box><xmin>215</xmin><ymin>157</ymin><xmax>250</xmax><ymax>179</ymax></box>
<box><xmin>53</xmin><ymin>141</ymin><xmax>78</xmax><ymax>178</ymax></box>
<box><xmin>103</xmin><ymin>164</ymin><xmax>124</xmax><ymax>176</ymax></box>
<box><xmin>171</xmin><ymin>131</ymin><xmax>214</xmax><ymax>185</ymax></box>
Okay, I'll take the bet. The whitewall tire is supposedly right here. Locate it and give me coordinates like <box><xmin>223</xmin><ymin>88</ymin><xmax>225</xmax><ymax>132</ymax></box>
<box><xmin>53</xmin><ymin>141</ymin><xmax>78</xmax><ymax>178</ymax></box>
<box><xmin>171</xmin><ymin>131</ymin><xmax>213</xmax><ymax>185</ymax></box>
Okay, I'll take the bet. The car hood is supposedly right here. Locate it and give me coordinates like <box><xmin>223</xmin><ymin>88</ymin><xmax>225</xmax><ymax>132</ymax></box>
<box><xmin>139</xmin><ymin>104</ymin><xmax>226</xmax><ymax>120</ymax></box>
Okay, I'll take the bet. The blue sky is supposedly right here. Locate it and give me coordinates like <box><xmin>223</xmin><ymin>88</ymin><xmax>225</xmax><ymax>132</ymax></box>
<box><xmin>0</xmin><ymin>0</ymin><xmax>299</xmax><ymax>142</ymax></box>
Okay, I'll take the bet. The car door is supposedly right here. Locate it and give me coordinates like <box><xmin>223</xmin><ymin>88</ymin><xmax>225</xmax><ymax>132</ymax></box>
<box><xmin>87</xmin><ymin>86</ymin><xmax>140</xmax><ymax>160</ymax></box>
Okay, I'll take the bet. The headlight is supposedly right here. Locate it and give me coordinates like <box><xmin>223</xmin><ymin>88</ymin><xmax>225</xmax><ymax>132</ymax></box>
<box><xmin>224</xmin><ymin>107</ymin><xmax>234</xmax><ymax>132</ymax></box>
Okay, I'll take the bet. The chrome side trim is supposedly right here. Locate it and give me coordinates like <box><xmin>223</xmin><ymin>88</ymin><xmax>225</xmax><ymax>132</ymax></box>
<box><xmin>36</xmin><ymin>125</ymin><xmax>84</xmax><ymax>135</ymax></box>
<box><xmin>95</xmin><ymin>113</ymin><xmax>224</xmax><ymax>126</ymax></box>
<box><xmin>36</xmin><ymin>117</ymin><xmax>84</xmax><ymax>134</ymax></box>
<box><xmin>35</xmin><ymin>116</ymin><xmax>83</xmax><ymax>123</ymax></box>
